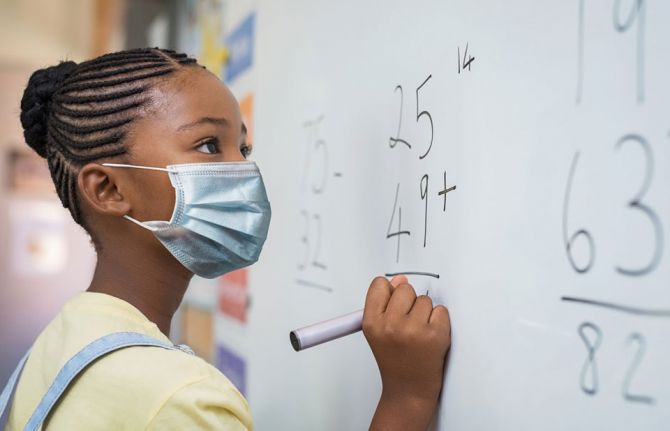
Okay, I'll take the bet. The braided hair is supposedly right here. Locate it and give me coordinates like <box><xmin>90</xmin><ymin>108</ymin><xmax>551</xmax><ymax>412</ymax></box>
<box><xmin>19</xmin><ymin>47</ymin><xmax>202</xmax><ymax>227</ymax></box>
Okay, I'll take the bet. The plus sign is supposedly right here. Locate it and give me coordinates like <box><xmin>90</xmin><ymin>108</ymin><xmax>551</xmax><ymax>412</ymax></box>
<box><xmin>438</xmin><ymin>171</ymin><xmax>456</xmax><ymax>212</ymax></box>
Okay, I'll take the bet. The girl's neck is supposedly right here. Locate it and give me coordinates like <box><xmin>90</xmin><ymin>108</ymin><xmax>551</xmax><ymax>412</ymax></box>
<box><xmin>86</xmin><ymin>245</ymin><xmax>193</xmax><ymax>337</ymax></box>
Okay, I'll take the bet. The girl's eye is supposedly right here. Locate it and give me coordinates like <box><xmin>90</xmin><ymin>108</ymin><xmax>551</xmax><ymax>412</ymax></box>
<box><xmin>195</xmin><ymin>138</ymin><xmax>220</xmax><ymax>154</ymax></box>
<box><xmin>240</xmin><ymin>144</ymin><xmax>253</xmax><ymax>159</ymax></box>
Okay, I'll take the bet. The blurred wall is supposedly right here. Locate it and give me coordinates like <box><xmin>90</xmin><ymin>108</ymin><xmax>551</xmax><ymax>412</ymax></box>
<box><xmin>0</xmin><ymin>0</ymin><xmax>125</xmax><ymax>383</ymax></box>
<box><xmin>0</xmin><ymin>0</ymin><xmax>189</xmax><ymax>384</ymax></box>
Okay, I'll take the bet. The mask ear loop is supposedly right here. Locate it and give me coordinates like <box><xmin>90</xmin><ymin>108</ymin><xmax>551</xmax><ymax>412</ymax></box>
<box><xmin>122</xmin><ymin>214</ymin><xmax>159</xmax><ymax>232</ymax></box>
<box><xmin>102</xmin><ymin>163</ymin><xmax>169</xmax><ymax>232</ymax></box>
<box><xmin>102</xmin><ymin>163</ymin><xmax>169</xmax><ymax>172</ymax></box>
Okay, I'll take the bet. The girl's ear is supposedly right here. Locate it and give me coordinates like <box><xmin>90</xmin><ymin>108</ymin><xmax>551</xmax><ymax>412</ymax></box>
<box><xmin>77</xmin><ymin>163</ymin><xmax>132</xmax><ymax>217</ymax></box>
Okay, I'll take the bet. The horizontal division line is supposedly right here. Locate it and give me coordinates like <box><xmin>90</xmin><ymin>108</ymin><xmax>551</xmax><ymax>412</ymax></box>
<box><xmin>295</xmin><ymin>279</ymin><xmax>334</xmax><ymax>293</ymax></box>
<box><xmin>385</xmin><ymin>271</ymin><xmax>440</xmax><ymax>279</ymax></box>
<box><xmin>561</xmin><ymin>296</ymin><xmax>670</xmax><ymax>318</ymax></box>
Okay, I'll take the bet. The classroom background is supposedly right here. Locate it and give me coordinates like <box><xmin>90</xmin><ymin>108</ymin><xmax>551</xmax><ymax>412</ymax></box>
<box><xmin>0</xmin><ymin>0</ymin><xmax>249</xmax><ymax>405</ymax></box>
<box><xmin>2</xmin><ymin>1</ymin><xmax>669</xmax><ymax>430</ymax></box>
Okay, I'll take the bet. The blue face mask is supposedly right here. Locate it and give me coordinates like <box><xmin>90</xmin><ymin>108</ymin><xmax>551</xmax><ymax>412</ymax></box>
<box><xmin>102</xmin><ymin>161</ymin><xmax>272</xmax><ymax>279</ymax></box>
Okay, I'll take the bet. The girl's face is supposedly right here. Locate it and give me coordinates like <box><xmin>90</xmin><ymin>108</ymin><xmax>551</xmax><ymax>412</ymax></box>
<box><xmin>111</xmin><ymin>67</ymin><xmax>249</xmax><ymax>225</ymax></box>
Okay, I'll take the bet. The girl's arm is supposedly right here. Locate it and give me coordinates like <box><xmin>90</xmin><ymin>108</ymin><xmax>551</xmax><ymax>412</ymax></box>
<box><xmin>370</xmin><ymin>390</ymin><xmax>438</xmax><ymax>431</ymax></box>
<box><xmin>362</xmin><ymin>276</ymin><xmax>451</xmax><ymax>431</ymax></box>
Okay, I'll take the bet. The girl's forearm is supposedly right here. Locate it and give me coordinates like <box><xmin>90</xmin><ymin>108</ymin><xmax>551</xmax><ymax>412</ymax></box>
<box><xmin>369</xmin><ymin>390</ymin><xmax>438</xmax><ymax>431</ymax></box>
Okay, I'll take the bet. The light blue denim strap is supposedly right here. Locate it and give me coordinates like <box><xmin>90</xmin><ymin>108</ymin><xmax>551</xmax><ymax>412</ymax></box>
<box><xmin>0</xmin><ymin>349</ymin><xmax>31</xmax><ymax>430</ymax></box>
<box><xmin>22</xmin><ymin>331</ymin><xmax>184</xmax><ymax>431</ymax></box>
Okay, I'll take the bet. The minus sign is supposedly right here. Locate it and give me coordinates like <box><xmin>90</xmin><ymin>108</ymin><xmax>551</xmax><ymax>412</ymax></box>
<box><xmin>295</xmin><ymin>279</ymin><xmax>334</xmax><ymax>292</ymax></box>
<box><xmin>385</xmin><ymin>271</ymin><xmax>440</xmax><ymax>279</ymax></box>
<box><xmin>333</xmin><ymin>172</ymin><xmax>343</xmax><ymax>177</ymax></box>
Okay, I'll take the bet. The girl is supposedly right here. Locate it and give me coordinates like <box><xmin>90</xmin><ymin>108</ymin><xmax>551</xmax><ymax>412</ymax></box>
<box><xmin>0</xmin><ymin>48</ymin><xmax>451</xmax><ymax>431</ymax></box>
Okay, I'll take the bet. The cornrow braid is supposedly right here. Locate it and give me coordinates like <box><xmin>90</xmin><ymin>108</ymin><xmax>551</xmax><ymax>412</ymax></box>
<box><xmin>20</xmin><ymin>47</ymin><xmax>203</xmax><ymax>227</ymax></box>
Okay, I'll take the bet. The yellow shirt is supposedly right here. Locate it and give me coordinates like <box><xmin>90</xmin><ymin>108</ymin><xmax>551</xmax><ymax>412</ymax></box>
<box><xmin>6</xmin><ymin>291</ymin><xmax>253</xmax><ymax>430</ymax></box>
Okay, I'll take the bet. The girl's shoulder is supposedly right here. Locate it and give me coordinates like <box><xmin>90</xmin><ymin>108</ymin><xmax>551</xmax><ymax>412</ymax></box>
<box><xmin>8</xmin><ymin>291</ymin><xmax>250</xmax><ymax>430</ymax></box>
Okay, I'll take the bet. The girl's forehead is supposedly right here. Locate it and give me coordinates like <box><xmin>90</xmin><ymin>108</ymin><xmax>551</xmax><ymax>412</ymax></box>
<box><xmin>145</xmin><ymin>68</ymin><xmax>241</xmax><ymax>129</ymax></box>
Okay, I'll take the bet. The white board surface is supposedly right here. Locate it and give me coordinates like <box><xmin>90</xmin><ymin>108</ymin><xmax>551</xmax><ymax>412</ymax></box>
<box><xmin>215</xmin><ymin>1</ymin><xmax>670</xmax><ymax>430</ymax></box>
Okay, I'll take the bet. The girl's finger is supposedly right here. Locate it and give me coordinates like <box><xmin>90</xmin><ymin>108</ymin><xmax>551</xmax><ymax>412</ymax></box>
<box><xmin>364</xmin><ymin>276</ymin><xmax>394</xmax><ymax>316</ymax></box>
<box><xmin>389</xmin><ymin>274</ymin><xmax>408</xmax><ymax>288</ymax></box>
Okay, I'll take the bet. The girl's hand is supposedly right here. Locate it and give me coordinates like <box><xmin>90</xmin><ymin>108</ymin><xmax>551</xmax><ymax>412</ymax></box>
<box><xmin>362</xmin><ymin>275</ymin><xmax>451</xmax><ymax>431</ymax></box>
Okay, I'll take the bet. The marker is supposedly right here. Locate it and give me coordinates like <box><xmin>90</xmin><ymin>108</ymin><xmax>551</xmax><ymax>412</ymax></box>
<box><xmin>290</xmin><ymin>309</ymin><xmax>364</xmax><ymax>351</ymax></box>
<box><xmin>290</xmin><ymin>287</ymin><xmax>432</xmax><ymax>351</ymax></box>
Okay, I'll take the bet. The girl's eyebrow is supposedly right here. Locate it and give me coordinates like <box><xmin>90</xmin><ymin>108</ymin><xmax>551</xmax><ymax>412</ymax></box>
<box><xmin>176</xmin><ymin>116</ymin><xmax>230</xmax><ymax>132</ymax></box>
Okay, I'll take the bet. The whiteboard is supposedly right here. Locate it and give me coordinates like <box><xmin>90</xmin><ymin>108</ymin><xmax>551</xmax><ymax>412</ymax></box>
<box><xmin>201</xmin><ymin>1</ymin><xmax>670</xmax><ymax>430</ymax></box>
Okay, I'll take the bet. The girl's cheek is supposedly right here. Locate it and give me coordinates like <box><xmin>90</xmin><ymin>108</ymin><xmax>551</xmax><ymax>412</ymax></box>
<box><xmin>134</xmin><ymin>175</ymin><xmax>176</xmax><ymax>222</ymax></box>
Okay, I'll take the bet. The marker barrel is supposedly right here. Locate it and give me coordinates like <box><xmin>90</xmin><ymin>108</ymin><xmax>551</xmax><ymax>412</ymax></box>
<box><xmin>290</xmin><ymin>309</ymin><xmax>364</xmax><ymax>351</ymax></box>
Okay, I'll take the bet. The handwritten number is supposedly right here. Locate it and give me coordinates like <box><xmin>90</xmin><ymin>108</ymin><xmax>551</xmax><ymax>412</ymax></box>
<box><xmin>563</xmin><ymin>151</ymin><xmax>596</xmax><ymax>273</ymax></box>
<box><xmin>416</xmin><ymin>75</ymin><xmax>434</xmax><ymax>159</ymax></box>
<box><xmin>387</xmin><ymin>183</ymin><xmax>411</xmax><ymax>263</ymax></box>
<box><xmin>613</xmin><ymin>0</ymin><xmax>645</xmax><ymax>103</ymax></box>
<box><xmin>298</xmin><ymin>210</ymin><xmax>326</xmax><ymax>271</ymax></box>
<box><xmin>302</xmin><ymin>116</ymin><xmax>328</xmax><ymax>193</ymax></box>
<box><xmin>614</xmin><ymin>135</ymin><xmax>662</xmax><ymax>276</ymax></box>
<box><xmin>389</xmin><ymin>85</ymin><xmax>411</xmax><ymax>149</ymax></box>
<box><xmin>390</xmin><ymin>76</ymin><xmax>433</xmax><ymax>158</ymax></box>
<box><xmin>576</xmin><ymin>327</ymin><xmax>655</xmax><ymax>403</ymax></box>
<box><xmin>297</xmin><ymin>116</ymin><xmax>330</xmax><ymax>290</ymax></box>
<box><xmin>311</xmin><ymin>137</ymin><xmax>328</xmax><ymax>194</ymax></box>
<box><xmin>458</xmin><ymin>43</ymin><xmax>475</xmax><ymax>73</ymax></box>
<box><xmin>576</xmin><ymin>0</ymin><xmax>645</xmax><ymax>103</ymax></box>
<box><xmin>613</xmin><ymin>0</ymin><xmax>643</xmax><ymax>30</ymax></box>
<box><xmin>578</xmin><ymin>322</ymin><xmax>602</xmax><ymax>396</ymax></box>
<box><xmin>420</xmin><ymin>174</ymin><xmax>429</xmax><ymax>247</ymax></box>
<box><xmin>622</xmin><ymin>333</ymin><xmax>654</xmax><ymax>404</ymax></box>
<box><xmin>311</xmin><ymin>214</ymin><xmax>327</xmax><ymax>270</ymax></box>
<box><xmin>297</xmin><ymin>210</ymin><xmax>310</xmax><ymax>271</ymax></box>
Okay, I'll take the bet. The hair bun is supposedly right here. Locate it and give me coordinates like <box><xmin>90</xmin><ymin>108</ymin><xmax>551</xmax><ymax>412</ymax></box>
<box><xmin>20</xmin><ymin>61</ymin><xmax>78</xmax><ymax>158</ymax></box>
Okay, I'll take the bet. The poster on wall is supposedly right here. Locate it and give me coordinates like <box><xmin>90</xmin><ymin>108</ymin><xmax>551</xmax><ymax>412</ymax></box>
<box><xmin>216</xmin><ymin>343</ymin><xmax>247</xmax><ymax>396</ymax></box>
<box><xmin>181</xmin><ymin>0</ymin><xmax>228</xmax><ymax>76</ymax></box>
<box><xmin>224</xmin><ymin>12</ymin><xmax>255</xmax><ymax>83</ymax></box>
<box><xmin>218</xmin><ymin>268</ymin><xmax>248</xmax><ymax>323</ymax></box>
<box><xmin>180</xmin><ymin>304</ymin><xmax>214</xmax><ymax>362</ymax></box>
